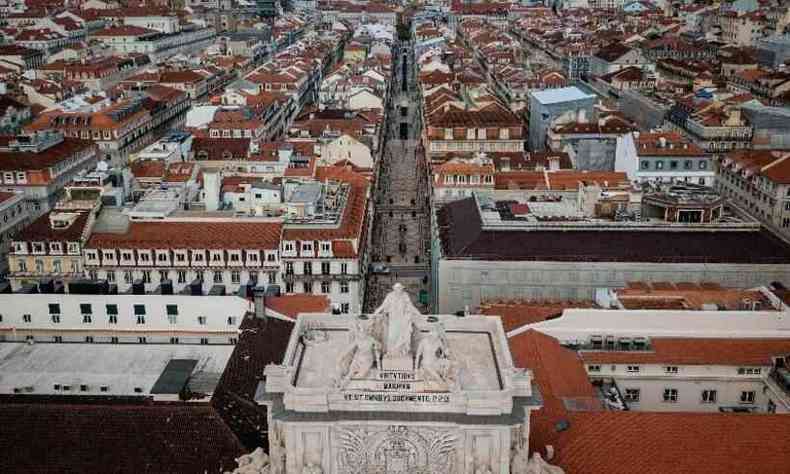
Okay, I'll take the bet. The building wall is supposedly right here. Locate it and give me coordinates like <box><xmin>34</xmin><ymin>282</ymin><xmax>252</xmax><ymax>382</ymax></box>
<box><xmin>0</xmin><ymin>293</ymin><xmax>251</xmax><ymax>344</ymax></box>
<box><xmin>587</xmin><ymin>363</ymin><xmax>780</xmax><ymax>412</ymax></box>
<box><xmin>436</xmin><ymin>258</ymin><xmax>790</xmax><ymax>314</ymax></box>
<box><xmin>528</xmin><ymin>96</ymin><xmax>595</xmax><ymax>151</ymax></box>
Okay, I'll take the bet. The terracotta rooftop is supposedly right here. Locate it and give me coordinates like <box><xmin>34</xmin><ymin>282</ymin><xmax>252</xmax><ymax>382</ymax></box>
<box><xmin>87</xmin><ymin>221</ymin><xmax>282</xmax><ymax>250</ymax></box>
<box><xmin>18</xmin><ymin>210</ymin><xmax>91</xmax><ymax>243</ymax></box>
<box><xmin>0</xmin><ymin>138</ymin><xmax>94</xmax><ymax>172</ymax></box>
<box><xmin>480</xmin><ymin>300</ymin><xmax>596</xmax><ymax>332</ymax></box>
<box><xmin>508</xmin><ymin>330</ymin><xmax>790</xmax><ymax>474</ymax></box>
<box><xmin>266</xmin><ymin>295</ymin><xmax>330</xmax><ymax>319</ymax></box>
<box><xmin>581</xmin><ymin>337</ymin><xmax>790</xmax><ymax>366</ymax></box>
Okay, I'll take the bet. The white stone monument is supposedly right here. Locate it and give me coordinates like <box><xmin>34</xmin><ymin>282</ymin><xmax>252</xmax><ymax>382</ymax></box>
<box><xmin>258</xmin><ymin>283</ymin><xmax>542</xmax><ymax>474</ymax></box>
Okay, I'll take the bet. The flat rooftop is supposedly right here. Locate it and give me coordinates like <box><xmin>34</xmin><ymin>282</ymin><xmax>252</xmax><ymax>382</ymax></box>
<box><xmin>0</xmin><ymin>343</ymin><xmax>233</xmax><ymax>398</ymax></box>
<box><xmin>437</xmin><ymin>198</ymin><xmax>790</xmax><ymax>263</ymax></box>
<box><xmin>293</xmin><ymin>327</ymin><xmax>503</xmax><ymax>391</ymax></box>
<box><xmin>531</xmin><ymin>86</ymin><xmax>595</xmax><ymax>105</ymax></box>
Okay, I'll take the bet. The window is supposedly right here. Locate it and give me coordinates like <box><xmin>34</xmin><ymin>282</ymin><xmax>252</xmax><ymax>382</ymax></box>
<box><xmin>177</xmin><ymin>271</ymin><xmax>187</xmax><ymax>283</ymax></box>
<box><xmin>134</xmin><ymin>305</ymin><xmax>146</xmax><ymax>316</ymax></box>
<box><xmin>285</xmin><ymin>262</ymin><xmax>294</xmax><ymax>275</ymax></box>
<box><xmin>85</xmin><ymin>336</ymin><xmax>93</xmax><ymax>344</ymax></box>
<box><xmin>231</xmin><ymin>270</ymin><xmax>240</xmax><ymax>284</ymax></box>
<box><xmin>285</xmin><ymin>282</ymin><xmax>294</xmax><ymax>293</ymax></box>
<box><xmin>340</xmin><ymin>281</ymin><xmax>349</xmax><ymax>294</ymax></box>
<box><xmin>699</xmin><ymin>161</ymin><xmax>707</xmax><ymax>170</ymax></box>
<box><xmin>655</xmin><ymin>161</ymin><xmax>664</xmax><ymax>170</ymax></box>
<box><xmin>229</xmin><ymin>337</ymin><xmax>238</xmax><ymax>345</ymax></box>
<box><xmin>111</xmin><ymin>336</ymin><xmax>119</xmax><ymax>344</ymax></box>
<box><xmin>23</xmin><ymin>314</ymin><xmax>31</xmax><ymax>323</ymax></box>
<box><xmin>227</xmin><ymin>316</ymin><xmax>236</xmax><ymax>326</ymax></box>
<box><xmin>106</xmin><ymin>271</ymin><xmax>116</xmax><ymax>283</ymax></box>
<box><xmin>51</xmin><ymin>314</ymin><xmax>61</xmax><ymax>323</ymax></box>
<box><xmin>268</xmin><ymin>272</ymin><xmax>276</xmax><ymax>285</ymax></box>
<box><xmin>53</xmin><ymin>336</ymin><xmax>63</xmax><ymax>343</ymax></box>
<box><xmin>626</xmin><ymin>365</ymin><xmax>640</xmax><ymax>373</ymax></box>
<box><xmin>200</xmin><ymin>337</ymin><xmax>209</xmax><ymax>345</ymax></box>
<box><xmin>106</xmin><ymin>304</ymin><xmax>118</xmax><ymax>315</ymax></box>
<box><xmin>701</xmin><ymin>389</ymin><xmax>717</xmax><ymax>404</ymax></box>
<box><xmin>624</xmin><ymin>388</ymin><xmax>640</xmax><ymax>402</ymax></box>
<box><xmin>587</xmin><ymin>365</ymin><xmax>601</xmax><ymax>372</ymax></box>
<box><xmin>740</xmin><ymin>391</ymin><xmax>755</xmax><ymax>404</ymax></box>
<box><xmin>142</xmin><ymin>270</ymin><xmax>151</xmax><ymax>283</ymax></box>
<box><xmin>340</xmin><ymin>263</ymin><xmax>348</xmax><ymax>274</ymax></box>
<box><xmin>124</xmin><ymin>271</ymin><xmax>133</xmax><ymax>284</ymax></box>
<box><xmin>170</xmin><ymin>337</ymin><xmax>179</xmax><ymax>344</ymax></box>
<box><xmin>159</xmin><ymin>270</ymin><xmax>169</xmax><ymax>282</ymax></box>
<box><xmin>137</xmin><ymin>315</ymin><xmax>145</xmax><ymax>324</ymax></box>
<box><xmin>321</xmin><ymin>281</ymin><xmax>330</xmax><ymax>294</ymax></box>
<box><xmin>664</xmin><ymin>366</ymin><xmax>678</xmax><ymax>374</ymax></box>
<box><xmin>738</xmin><ymin>367</ymin><xmax>762</xmax><ymax>375</ymax></box>
<box><xmin>304</xmin><ymin>262</ymin><xmax>312</xmax><ymax>275</ymax></box>
<box><xmin>213</xmin><ymin>271</ymin><xmax>223</xmax><ymax>283</ymax></box>
<box><xmin>138</xmin><ymin>336</ymin><xmax>147</xmax><ymax>344</ymax></box>
<box><xmin>341</xmin><ymin>303</ymin><xmax>350</xmax><ymax>313</ymax></box>
<box><xmin>83</xmin><ymin>314</ymin><xmax>92</xmax><ymax>323</ymax></box>
<box><xmin>669</xmin><ymin>160</ymin><xmax>678</xmax><ymax>170</ymax></box>
<box><xmin>109</xmin><ymin>315</ymin><xmax>117</xmax><ymax>324</ymax></box>
<box><xmin>662</xmin><ymin>388</ymin><xmax>678</xmax><ymax>403</ymax></box>
<box><xmin>198</xmin><ymin>316</ymin><xmax>207</xmax><ymax>325</ymax></box>
<box><xmin>49</xmin><ymin>303</ymin><xmax>61</xmax><ymax>315</ymax></box>
<box><xmin>166</xmin><ymin>305</ymin><xmax>178</xmax><ymax>316</ymax></box>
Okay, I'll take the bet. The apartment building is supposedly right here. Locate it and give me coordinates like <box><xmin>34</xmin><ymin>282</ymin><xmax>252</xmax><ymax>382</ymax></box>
<box><xmin>615</xmin><ymin>132</ymin><xmax>715</xmax><ymax>186</ymax></box>
<box><xmin>0</xmin><ymin>131</ymin><xmax>98</xmax><ymax>218</ymax></box>
<box><xmin>83</xmin><ymin>220</ymin><xmax>283</xmax><ymax>296</ymax></box>
<box><xmin>423</xmin><ymin>105</ymin><xmax>524</xmax><ymax>159</ymax></box>
<box><xmin>0</xmin><ymin>191</ymin><xmax>29</xmax><ymax>276</ymax></box>
<box><xmin>717</xmin><ymin>149</ymin><xmax>790</xmax><ymax>237</ymax></box>
<box><xmin>25</xmin><ymin>86</ymin><xmax>189</xmax><ymax>166</ymax></box>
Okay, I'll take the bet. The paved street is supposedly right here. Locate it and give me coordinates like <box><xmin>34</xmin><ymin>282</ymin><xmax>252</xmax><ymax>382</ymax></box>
<box><xmin>365</xmin><ymin>40</ymin><xmax>432</xmax><ymax>313</ymax></box>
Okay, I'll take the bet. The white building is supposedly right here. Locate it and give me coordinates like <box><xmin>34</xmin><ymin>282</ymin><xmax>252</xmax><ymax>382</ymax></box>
<box><xmin>615</xmin><ymin>131</ymin><xmax>716</xmax><ymax>186</ymax></box>
<box><xmin>0</xmin><ymin>293</ymin><xmax>251</xmax><ymax>345</ymax></box>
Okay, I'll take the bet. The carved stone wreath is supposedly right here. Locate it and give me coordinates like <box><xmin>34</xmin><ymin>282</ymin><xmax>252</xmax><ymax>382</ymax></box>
<box><xmin>334</xmin><ymin>425</ymin><xmax>457</xmax><ymax>474</ymax></box>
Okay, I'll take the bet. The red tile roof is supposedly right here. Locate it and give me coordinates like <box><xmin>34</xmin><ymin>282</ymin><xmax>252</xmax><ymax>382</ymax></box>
<box><xmin>480</xmin><ymin>301</ymin><xmax>595</xmax><ymax>332</ymax></box>
<box><xmin>266</xmin><ymin>295</ymin><xmax>330</xmax><ymax>318</ymax></box>
<box><xmin>87</xmin><ymin>221</ymin><xmax>282</xmax><ymax>250</ymax></box>
<box><xmin>0</xmin><ymin>138</ymin><xmax>95</xmax><ymax>172</ymax></box>
<box><xmin>581</xmin><ymin>337</ymin><xmax>790</xmax><ymax>366</ymax></box>
<box><xmin>508</xmin><ymin>330</ymin><xmax>790</xmax><ymax>474</ymax></box>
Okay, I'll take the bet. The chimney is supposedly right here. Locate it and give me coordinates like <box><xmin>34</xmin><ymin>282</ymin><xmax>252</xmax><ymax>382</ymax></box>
<box><xmin>253</xmin><ymin>286</ymin><xmax>267</xmax><ymax>320</ymax></box>
<box><xmin>659</xmin><ymin>136</ymin><xmax>667</xmax><ymax>148</ymax></box>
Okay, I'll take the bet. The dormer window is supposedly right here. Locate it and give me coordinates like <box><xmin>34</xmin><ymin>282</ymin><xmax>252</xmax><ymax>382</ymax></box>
<box><xmin>283</xmin><ymin>242</ymin><xmax>295</xmax><ymax>252</ymax></box>
<box><xmin>13</xmin><ymin>242</ymin><xmax>26</xmax><ymax>254</ymax></box>
<box><xmin>320</xmin><ymin>241</ymin><xmax>331</xmax><ymax>253</ymax></box>
<box><xmin>50</xmin><ymin>242</ymin><xmax>62</xmax><ymax>254</ymax></box>
<box><xmin>32</xmin><ymin>242</ymin><xmax>45</xmax><ymax>254</ymax></box>
<box><xmin>444</xmin><ymin>128</ymin><xmax>452</xmax><ymax>140</ymax></box>
<box><xmin>302</xmin><ymin>242</ymin><xmax>313</xmax><ymax>252</ymax></box>
<box><xmin>121</xmin><ymin>251</ymin><xmax>133</xmax><ymax>261</ymax></box>
<box><xmin>102</xmin><ymin>250</ymin><xmax>114</xmax><ymax>260</ymax></box>
<box><xmin>139</xmin><ymin>253</ymin><xmax>151</xmax><ymax>262</ymax></box>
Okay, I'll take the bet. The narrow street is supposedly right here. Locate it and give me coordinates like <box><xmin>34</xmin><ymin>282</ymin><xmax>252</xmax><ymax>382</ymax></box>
<box><xmin>364</xmin><ymin>39</ymin><xmax>432</xmax><ymax>313</ymax></box>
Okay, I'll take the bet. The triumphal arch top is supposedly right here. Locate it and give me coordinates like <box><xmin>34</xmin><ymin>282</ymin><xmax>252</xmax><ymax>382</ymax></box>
<box><xmin>258</xmin><ymin>283</ymin><xmax>543</xmax><ymax>474</ymax></box>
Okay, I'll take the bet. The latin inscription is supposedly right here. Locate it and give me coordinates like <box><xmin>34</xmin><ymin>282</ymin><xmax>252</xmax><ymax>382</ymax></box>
<box><xmin>343</xmin><ymin>392</ymin><xmax>451</xmax><ymax>403</ymax></box>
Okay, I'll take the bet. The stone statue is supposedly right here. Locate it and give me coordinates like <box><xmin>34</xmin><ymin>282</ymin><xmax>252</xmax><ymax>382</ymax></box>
<box><xmin>269</xmin><ymin>424</ymin><xmax>286</xmax><ymax>474</ymax></box>
<box><xmin>415</xmin><ymin>323</ymin><xmax>457</xmax><ymax>391</ymax></box>
<box><xmin>335</xmin><ymin>321</ymin><xmax>381</xmax><ymax>388</ymax></box>
<box><xmin>224</xmin><ymin>447</ymin><xmax>270</xmax><ymax>474</ymax></box>
<box><xmin>372</xmin><ymin>283</ymin><xmax>421</xmax><ymax>357</ymax></box>
<box><xmin>524</xmin><ymin>452</ymin><xmax>565</xmax><ymax>474</ymax></box>
<box><xmin>302</xmin><ymin>462</ymin><xmax>323</xmax><ymax>474</ymax></box>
